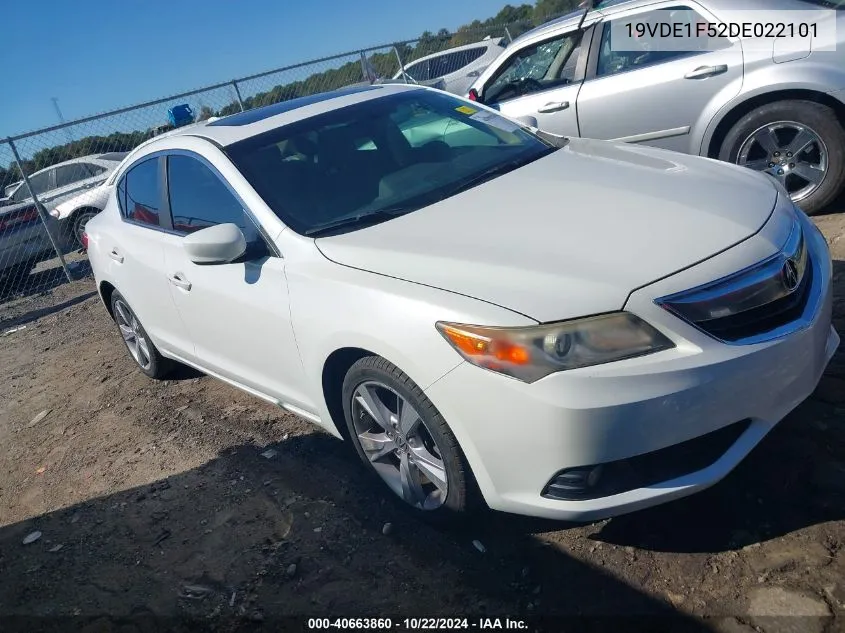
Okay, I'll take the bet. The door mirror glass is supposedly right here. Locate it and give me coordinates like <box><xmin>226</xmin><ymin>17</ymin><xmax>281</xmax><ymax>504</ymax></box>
<box><xmin>182</xmin><ymin>223</ymin><xmax>247</xmax><ymax>265</ymax></box>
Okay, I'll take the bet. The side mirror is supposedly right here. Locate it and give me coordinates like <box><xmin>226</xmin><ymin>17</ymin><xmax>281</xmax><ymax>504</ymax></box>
<box><xmin>468</xmin><ymin>88</ymin><xmax>482</xmax><ymax>103</ymax></box>
<box><xmin>182</xmin><ymin>223</ymin><xmax>247</xmax><ymax>265</ymax></box>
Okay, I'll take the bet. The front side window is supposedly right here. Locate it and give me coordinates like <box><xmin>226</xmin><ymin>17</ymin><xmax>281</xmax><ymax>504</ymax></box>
<box><xmin>12</xmin><ymin>170</ymin><xmax>50</xmax><ymax>201</ymax></box>
<box><xmin>225</xmin><ymin>89</ymin><xmax>557</xmax><ymax>236</ymax></box>
<box><xmin>118</xmin><ymin>158</ymin><xmax>162</xmax><ymax>227</ymax></box>
<box><xmin>167</xmin><ymin>154</ymin><xmax>255</xmax><ymax>238</ymax></box>
<box><xmin>484</xmin><ymin>31</ymin><xmax>583</xmax><ymax>103</ymax></box>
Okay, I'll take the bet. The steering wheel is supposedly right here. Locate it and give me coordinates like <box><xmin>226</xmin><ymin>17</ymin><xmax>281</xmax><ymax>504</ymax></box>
<box><xmin>515</xmin><ymin>77</ymin><xmax>544</xmax><ymax>94</ymax></box>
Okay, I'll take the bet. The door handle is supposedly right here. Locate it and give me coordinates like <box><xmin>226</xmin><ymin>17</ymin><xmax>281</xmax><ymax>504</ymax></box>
<box><xmin>537</xmin><ymin>101</ymin><xmax>570</xmax><ymax>113</ymax></box>
<box><xmin>168</xmin><ymin>273</ymin><xmax>192</xmax><ymax>291</ymax></box>
<box><xmin>684</xmin><ymin>64</ymin><xmax>728</xmax><ymax>79</ymax></box>
<box><xmin>109</xmin><ymin>249</ymin><xmax>124</xmax><ymax>263</ymax></box>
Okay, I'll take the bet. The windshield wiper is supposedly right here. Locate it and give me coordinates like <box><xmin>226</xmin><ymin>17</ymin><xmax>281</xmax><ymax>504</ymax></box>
<box><xmin>305</xmin><ymin>208</ymin><xmax>411</xmax><ymax>237</ymax></box>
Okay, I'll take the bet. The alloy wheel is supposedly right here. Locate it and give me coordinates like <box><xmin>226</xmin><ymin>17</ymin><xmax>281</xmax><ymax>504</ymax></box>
<box><xmin>351</xmin><ymin>380</ymin><xmax>449</xmax><ymax>510</ymax></box>
<box><xmin>737</xmin><ymin>120</ymin><xmax>828</xmax><ymax>203</ymax></box>
<box><xmin>114</xmin><ymin>299</ymin><xmax>152</xmax><ymax>371</ymax></box>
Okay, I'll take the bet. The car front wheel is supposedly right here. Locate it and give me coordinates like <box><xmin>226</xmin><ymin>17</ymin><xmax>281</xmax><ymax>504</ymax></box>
<box><xmin>341</xmin><ymin>356</ymin><xmax>475</xmax><ymax>519</ymax></box>
<box><xmin>719</xmin><ymin>100</ymin><xmax>845</xmax><ymax>215</ymax></box>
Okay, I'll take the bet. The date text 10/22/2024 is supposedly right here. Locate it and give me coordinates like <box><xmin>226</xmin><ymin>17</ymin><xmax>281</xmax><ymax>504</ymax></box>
<box><xmin>306</xmin><ymin>618</ymin><xmax>529</xmax><ymax>630</ymax></box>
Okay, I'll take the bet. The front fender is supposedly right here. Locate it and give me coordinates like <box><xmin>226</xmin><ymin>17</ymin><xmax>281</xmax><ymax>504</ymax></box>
<box><xmin>284</xmin><ymin>252</ymin><xmax>536</xmax><ymax>437</ymax></box>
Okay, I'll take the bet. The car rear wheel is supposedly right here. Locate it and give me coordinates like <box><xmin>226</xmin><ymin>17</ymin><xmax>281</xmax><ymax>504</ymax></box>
<box><xmin>341</xmin><ymin>356</ymin><xmax>476</xmax><ymax>520</ymax></box>
<box><xmin>110</xmin><ymin>291</ymin><xmax>173</xmax><ymax>379</ymax></box>
<box><xmin>719</xmin><ymin>100</ymin><xmax>845</xmax><ymax>215</ymax></box>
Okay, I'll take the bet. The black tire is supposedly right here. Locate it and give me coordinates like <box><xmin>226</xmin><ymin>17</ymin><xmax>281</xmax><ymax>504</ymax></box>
<box><xmin>341</xmin><ymin>356</ymin><xmax>478</xmax><ymax>521</ymax></box>
<box><xmin>718</xmin><ymin>100</ymin><xmax>845</xmax><ymax>215</ymax></box>
<box><xmin>72</xmin><ymin>209</ymin><xmax>99</xmax><ymax>249</ymax></box>
<box><xmin>109</xmin><ymin>290</ymin><xmax>174</xmax><ymax>379</ymax></box>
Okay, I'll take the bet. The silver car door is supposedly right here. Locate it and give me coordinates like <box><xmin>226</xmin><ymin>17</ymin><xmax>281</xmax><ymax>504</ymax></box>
<box><xmin>576</xmin><ymin>1</ymin><xmax>743</xmax><ymax>154</ymax></box>
<box><xmin>478</xmin><ymin>25</ymin><xmax>594</xmax><ymax>136</ymax></box>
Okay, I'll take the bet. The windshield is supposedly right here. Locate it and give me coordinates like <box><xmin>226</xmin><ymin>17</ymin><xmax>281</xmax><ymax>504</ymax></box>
<box><xmin>225</xmin><ymin>89</ymin><xmax>557</xmax><ymax>236</ymax></box>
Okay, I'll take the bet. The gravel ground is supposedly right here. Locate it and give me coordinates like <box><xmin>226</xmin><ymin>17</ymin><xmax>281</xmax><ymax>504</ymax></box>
<box><xmin>1</xmin><ymin>206</ymin><xmax>844</xmax><ymax>632</ymax></box>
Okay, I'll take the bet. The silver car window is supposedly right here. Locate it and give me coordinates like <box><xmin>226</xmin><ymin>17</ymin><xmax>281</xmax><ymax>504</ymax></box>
<box><xmin>484</xmin><ymin>31</ymin><xmax>583</xmax><ymax>103</ymax></box>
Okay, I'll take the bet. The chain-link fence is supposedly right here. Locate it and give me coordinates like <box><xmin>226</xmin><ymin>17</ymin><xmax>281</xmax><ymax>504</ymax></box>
<box><xmin>0</xmin><ymin>12</ymin><xmax>569</xmax><ymax>336</ymax></box>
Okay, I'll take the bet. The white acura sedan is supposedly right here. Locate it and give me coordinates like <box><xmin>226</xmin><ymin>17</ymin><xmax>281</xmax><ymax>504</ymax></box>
<box><xmin>84</xmin><ymin>84</ymin><xmax>839</xmax><ymax>522</ymax></box>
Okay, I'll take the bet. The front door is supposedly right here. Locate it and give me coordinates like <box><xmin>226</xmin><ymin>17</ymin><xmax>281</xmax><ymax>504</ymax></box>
<box><xmin>481</xmin><ymin>25</ymin><xmax>590</xmax><ymax>136</ymax></box>
<box><xmin>159</xmin><ymin>152</ymin><xmax>312</xmax><ymax>410</ymax></box>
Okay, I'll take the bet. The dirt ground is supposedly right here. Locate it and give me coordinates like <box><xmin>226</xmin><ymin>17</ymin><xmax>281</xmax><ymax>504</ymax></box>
<box><xmin>1</xmin><ymin>207</ymin><xmax>845</xmax><ymax>632</ymax></box>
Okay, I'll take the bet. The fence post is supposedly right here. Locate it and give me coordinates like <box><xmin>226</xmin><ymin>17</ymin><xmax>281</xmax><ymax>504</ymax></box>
<box><xmin>231</xmin><ymin>80</ymin><xmax>245</xmax><ymax>112</ymax></box>
<box><xmin>504</xmin><ymin>26</ymin><xmax>513</xmax><ymax>43</ymax></box>
<box><xmin>7</xmin><ymin>138</ymin><xmax>74</xmax><ymax>283</ymax></box>
<box><xmin>392</xmin><ymin>46</ymin><xmax>407</xmax><ymax>83</ymax></box>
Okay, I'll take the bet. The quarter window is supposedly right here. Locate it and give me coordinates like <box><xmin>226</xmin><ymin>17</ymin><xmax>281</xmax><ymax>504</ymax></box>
<box><xmin>484</xmin><ymin>31</ymin><xmax>583</xmax><ymax>103</ymax></box>
<box><xmin>166</xmin><ymin>154</ymin><xmax>255</xmax><ymax>238</ymax></box>
<box><xmin>118</xmin><ymin>158</ymin><xmax>162</xmax><ymax>227</ymax></box>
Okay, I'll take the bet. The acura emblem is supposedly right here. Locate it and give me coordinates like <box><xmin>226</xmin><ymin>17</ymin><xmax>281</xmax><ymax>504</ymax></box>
<box><xmin>782</xmin><ymin>258</ymin><xmax>800</xmax><ymax>292</ymax></box>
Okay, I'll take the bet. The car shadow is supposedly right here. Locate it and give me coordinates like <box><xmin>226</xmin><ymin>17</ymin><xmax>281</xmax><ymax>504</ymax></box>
<box><xmin>0</xmin><ymin>432</ymin><xmax>716</xmax><ymax>630</ymax></box>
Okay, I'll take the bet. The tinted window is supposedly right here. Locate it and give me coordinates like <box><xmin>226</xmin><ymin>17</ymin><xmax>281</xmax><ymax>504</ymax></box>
<box><xmin>597</xmin><ymin>7</ymin><xmax>721</xmax><ymax>77</ymax></box>
<box><xmin>404</xmin><ymin>60</ymin><xmax>429</xmax><ymax>82</ymax></box>
<box><xmin>119</xmin><ymin>158</ymin><xmax>162</xmax><ymax>227</ymax></box>
<box><xmin>11</xmin><ymin>171</ymin><xmax>50</xmax><ymax>201</ymax></box>
<box><xmin>225</xmin><ymin>89</ymin><xmax>556</xmax><ymax>236</ymax></box>
<box><xmin>167</xmin><ymin>155</ymin><xmax>253</xmax><ymax>237</ymax></box>
<box><xmin>484</xmin><ymin>31</ymin><xmax>583</xmax><ymax>103</ymax></box>
<box><xmin>55</xmin><ymin>163</ymin><xmax>101</xmax><ymax>188</ymax></box>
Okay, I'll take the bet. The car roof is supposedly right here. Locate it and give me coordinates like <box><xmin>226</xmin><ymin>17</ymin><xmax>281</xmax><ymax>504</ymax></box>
<box><xmin>134</xmin><ymin>83</ymin><xmax>427</xmax><ymax>150</ymax></box>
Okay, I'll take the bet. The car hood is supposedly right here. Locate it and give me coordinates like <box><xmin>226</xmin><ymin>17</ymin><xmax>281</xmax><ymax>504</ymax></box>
<box><xmin>315</xmin><ymin>138</ymin><xmax>779</xmax><ymax>322</ymax></box>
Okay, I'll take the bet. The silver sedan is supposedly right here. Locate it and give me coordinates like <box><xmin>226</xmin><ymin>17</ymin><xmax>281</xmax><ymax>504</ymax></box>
<box><xmin>468</xmin><ymin>0</ymin><xmax>845</xmax><ymax>214</ymax></box>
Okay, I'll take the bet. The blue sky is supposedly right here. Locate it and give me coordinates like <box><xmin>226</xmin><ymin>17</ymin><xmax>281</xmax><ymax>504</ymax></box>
<box><xmin>3</xmin><ymin>0</ymin><xmax>509</xmax><ymax>138</ymax></box>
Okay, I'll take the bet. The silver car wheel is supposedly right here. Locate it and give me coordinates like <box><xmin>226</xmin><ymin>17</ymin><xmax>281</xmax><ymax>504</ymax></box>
<box><xmin>351</xmin><ymin>380</ymin><xmax>448</xmax><ymax>510</ymax></box>
<box><xmin>737</xmin><ymin>120</ymin><xmax>828</xmax><ymax>203</ymax></box>
<box><xmin>114</xmin><ymin>299</ymin><xmax>152</xmax><ymax>371</ymax></box>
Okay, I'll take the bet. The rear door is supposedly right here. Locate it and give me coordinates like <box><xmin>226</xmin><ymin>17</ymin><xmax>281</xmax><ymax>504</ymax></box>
<box><xmin>107</xmin><ymin>156</ymin><xmax>192</xmax><ymax>358</ymax></box>
<box><xmin>478</xmin><ymin>25</ymin><xmax>592</xmax><ymax>136</ymax></box>
<box><xmin>576</xmin><ymin>2</ymin><xmax>743</xmax><ymax>153</ymax></box>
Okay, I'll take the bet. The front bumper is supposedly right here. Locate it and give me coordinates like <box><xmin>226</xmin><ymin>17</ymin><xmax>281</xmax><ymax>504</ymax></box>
<box><xmin>425</xmin><ymin>214</ymin><xmax>839</xmax><ymax>521</ymax></box>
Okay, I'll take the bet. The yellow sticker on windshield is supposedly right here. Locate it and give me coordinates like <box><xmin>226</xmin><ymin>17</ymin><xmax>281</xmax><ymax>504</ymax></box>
<box><xmin>455</xmin><ymin>105</ymin><xmax>478</xmax><ymax>115</ymax></box>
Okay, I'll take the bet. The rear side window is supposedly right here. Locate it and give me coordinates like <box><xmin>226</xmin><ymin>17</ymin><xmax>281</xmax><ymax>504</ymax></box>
<box><xmin>166</xmin><ymin>154</ymin><xmax>255</xmax><ymax>238</ymax></box>
<box><xmin>118</xmin><ymin>158</ymin><xmax>162</xmax><ymax>228</ymax></box>
<box><xmin>55</xmin><ymin>163</ymin><xmax>103</xmax><ymax>188</ymax></box>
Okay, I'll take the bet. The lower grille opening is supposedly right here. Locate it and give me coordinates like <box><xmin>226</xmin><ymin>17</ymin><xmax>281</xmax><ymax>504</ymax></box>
<box><xmin>542</xmin><ymin>419</ymin><xmax>752</xmax><ymax>501</ymax></box>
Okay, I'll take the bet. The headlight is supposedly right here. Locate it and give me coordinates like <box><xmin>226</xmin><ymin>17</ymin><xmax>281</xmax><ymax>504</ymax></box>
<box><xmin>435</xmin><ymin>312</ymin><xmax>674</xmax><ymax>383</ymax></box>
<box><xmin>48</xmin><ymin>208</ymin><xmax>60</xmax><ymax>218</ymax></box>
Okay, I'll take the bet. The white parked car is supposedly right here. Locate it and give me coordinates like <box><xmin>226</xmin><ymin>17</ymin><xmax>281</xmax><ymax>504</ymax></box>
<box><xmin>84</xmin><ymin>84</ymin><xmax>839</xmax><ymax>522</ymax></box>
<box><xmin>395</xmin><ymin>38</ymin><xmax>507</xmax><ymax>96</ymax></box>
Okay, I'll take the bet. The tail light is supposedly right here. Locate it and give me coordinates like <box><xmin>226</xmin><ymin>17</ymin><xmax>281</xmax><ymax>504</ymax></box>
<box><xmin>81</xmin><ymin>231</ymin><xmax>89</xmax><ymax>250</ymax></box>
<box><xmin>0</xmin><ymin>206</ymin><xmax>39</xmax><ymax>232</ymax></box>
